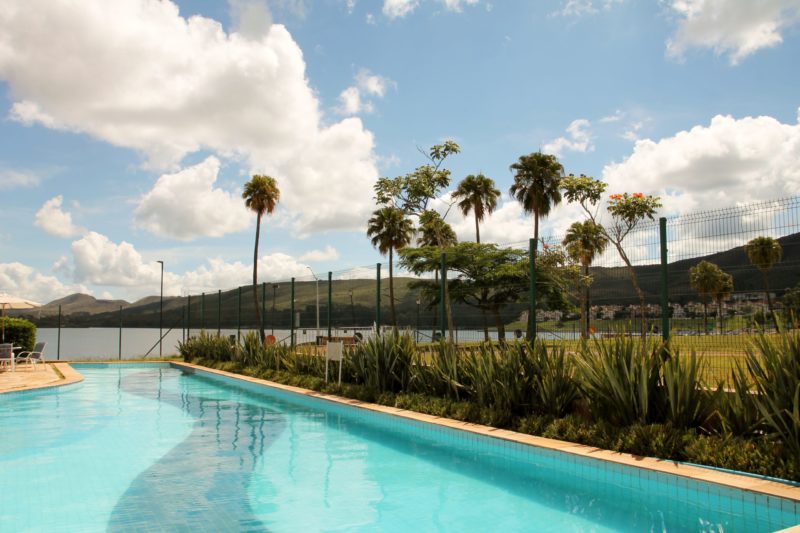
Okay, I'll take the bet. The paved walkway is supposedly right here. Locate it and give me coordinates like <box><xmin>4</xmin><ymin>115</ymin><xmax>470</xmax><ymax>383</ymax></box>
<box><xmin>0</xmin><ymin>362</ymin><xmax>82</xmax><ymax>393</ymax></box>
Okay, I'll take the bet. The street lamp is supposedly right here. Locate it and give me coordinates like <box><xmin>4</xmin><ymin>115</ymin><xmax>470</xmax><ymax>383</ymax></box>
<box><xmin>157</xmin><ymin>260</ymin><xmax>164</xmax><ymax>357</ymax></box>
<box><xmin>349</xmin><ymin>288</ymin><xmax>355</xmax><ymax>328</ymax></box>
<box><xmin>306</xmin><ymin>266</ymin><xmax>320</xmax><ymax>338</ymax></box>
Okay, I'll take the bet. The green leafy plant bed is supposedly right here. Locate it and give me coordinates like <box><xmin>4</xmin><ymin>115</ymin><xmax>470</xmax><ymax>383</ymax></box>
<box><xmin>181</xmin><ymin>330</ymin><xmax>800</xmax><ymax>482</ymax></box>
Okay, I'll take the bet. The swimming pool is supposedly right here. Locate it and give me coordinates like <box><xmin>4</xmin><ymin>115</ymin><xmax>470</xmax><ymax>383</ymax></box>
<box><xmin>0</xmin><ymin>364</ymin><xmax>798</xmax><ymax>532</ymax></box>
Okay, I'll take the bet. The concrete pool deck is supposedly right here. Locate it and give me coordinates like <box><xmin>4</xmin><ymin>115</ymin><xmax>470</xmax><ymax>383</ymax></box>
<box><xmin>0</xmin><ymin>362</ymin><xmax>82</xmax><ymax>394</ymax></box>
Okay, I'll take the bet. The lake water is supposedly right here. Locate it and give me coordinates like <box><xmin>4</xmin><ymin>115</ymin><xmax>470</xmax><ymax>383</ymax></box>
<box><xmin>35</xmin><ymin>327</ymin><xmax>580</xmax><ymax>360</ymax></box>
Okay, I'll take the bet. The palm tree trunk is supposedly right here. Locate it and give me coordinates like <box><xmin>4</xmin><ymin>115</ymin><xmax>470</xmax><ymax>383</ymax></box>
<box><xmin>493</xmin><ymin>307</ymin><xmax>506</xmax><ymax>344</ymax></box>
<box><xmin>764</xmin><ymin>272</ymin><xmax>777</xmax><ymax>330</ymax></box>
<box><xmin>702</xmin><ymin>302</ymin><xmax>708</xmax><ymax>334</ymax></box>
<box><xmin>716</xmin><ymin>298</ymin><xmax>723</xmax><ymax>334</ymax></box>
<box><xmin>475</xmin><ymin>212</ymin><xmax>481</xmax><ymax>244</ymax></box>
<box><xmin>252</xmin><ymin>214</ymin><xmax>264</xmax><ymax>342</ymax></box>
<box><xmin>475</xmin><ymin>211</ymin><xmax>489</xmax><ymax>341</ymax></box>
<box><xmin>581</xmin><ymin>263</ymin><xmax>589</xmax><ymax>339</ymax></box>
<box><xmin>389</xmin><ymin>247</ymin><xmax>397</xmax><ymax>329</ymax></box>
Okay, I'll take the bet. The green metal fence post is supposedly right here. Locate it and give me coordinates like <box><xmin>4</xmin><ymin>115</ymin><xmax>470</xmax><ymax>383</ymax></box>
<box><xmin>659</xmin><ymin>217</ymin><xmax>670</xmax><ymax>343</ymax></box>
<box><xmin>376</xmin><ymin>263</ymin><xmax>381</xmax><ymax>335</ymax></box>
<box><xmin>261</xmin><ymin>282</ymin><xmax>266</xmax><ymax>336</ymax></box>
<box><xmin>217</xmin><ymin>289</ymin><xmax>222</xmax><ymax>337</ymax></box>
<box><xmin>201</xmin><ymin>292</ymin><xmax>205</xmax><ymax>331</ymax></box>
<box><xmin>236</xmin><ymin>286</ymin><xmax>242</xmax><ymax>343</ymax></box>
<box><xmin>57</xmin><ymin>304</ymin><xmax>61</xmax><ymax>360</ymax></box>
<box><xmin>440</xmin><ymin>252</ymin><xmax>446</xmax><ymax>341</ymax></box>
<box><xmin>290</xmin><ymin>277</ymin><xmax>296</xmax><ymax>348</ymax></box>
<box><xmin>529</xmin><ymin>238</ymin><xmax>537</xmax><ymax>340</ymax></box>
<box><xmin>118</xmin><ymin>305</ymin><xmax>123</xmax><ymax>360</ymax></box>
<box><xmin>187</xmin><ymin>294</ymin><xmax>191</xmax><ymax>341</ymax></box>
<box><xmin>327</xmin><ymin>271</ymin><xmax>333</xmax><ymax>341</ymax></box>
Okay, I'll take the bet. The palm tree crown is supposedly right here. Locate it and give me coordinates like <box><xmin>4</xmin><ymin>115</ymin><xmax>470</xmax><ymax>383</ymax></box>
<box><xmin>242</xmin><ymin>174</ymin><xmax>280</xmax><ymax>341</ymax></box>
<box><xmin>563</xmin><ymin>220</ymin><xmax>608</xmax><ymax>269</ymax></box>
<box><xmin>243</xmin><ymin>175</ymin><xmax>280</xmax><ymax>218</ymax></box>
<box><xmin>744</xmin><ymin>236</ymin><xmax>783</xmax><ymax>320</ymax></box>
<box><xmin>509</xmin><ymin>152</ymin><xmax>564</xmax><ymax>244</ymax></box>
<box><xmin>452</xmin><ymin>174</ymin><xmax>500</xmax><ymax>243</ymax></box>
<box><xmin>417</xmin><ymin>210</ymin><xmax>457</xmax><ymax>248</ymax></box>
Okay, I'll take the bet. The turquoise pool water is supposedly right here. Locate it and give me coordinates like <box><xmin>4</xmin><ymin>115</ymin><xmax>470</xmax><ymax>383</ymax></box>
<box><xmin>0</xmin><ymin>364</ymin><xmax>797</xmax><ymax>532</ymax></box>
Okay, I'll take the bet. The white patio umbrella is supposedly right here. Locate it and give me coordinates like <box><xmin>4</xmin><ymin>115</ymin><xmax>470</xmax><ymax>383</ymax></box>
<box><xmin>0</xmin><ymin>294</ymin><xmax>42</xmax><ymax>343</ymax></box>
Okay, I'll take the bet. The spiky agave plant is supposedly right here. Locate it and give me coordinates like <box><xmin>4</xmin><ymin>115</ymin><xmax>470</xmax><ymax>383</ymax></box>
<box><xmin>745</xmin><ymin>331</ymin><xmax>800</xmax><ymax>462</ymax></box>
<box><xmin>575</xmin><ymin>336</ymin><xmax>663</xmax><ymax>426</ymax></box>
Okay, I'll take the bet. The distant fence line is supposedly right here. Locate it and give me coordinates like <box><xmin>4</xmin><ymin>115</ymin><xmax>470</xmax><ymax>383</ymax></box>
<box><xmin>28</xmin><ymin>196</ymin><xmax>800</xmax><ymax>365</ymax></box>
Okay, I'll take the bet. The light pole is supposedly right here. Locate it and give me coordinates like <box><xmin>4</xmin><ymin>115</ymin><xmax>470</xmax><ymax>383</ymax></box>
<box><xmin>157</xmin><ymin>260</ymin><xmax>164</xmax><ymax>357</ymax></box>
<box><xmin>306</xmin><ymin>266</ymin><xmax>320</xmax><ymax>338</ymax></box>
<box><xmin>349</xmin><ymin>288</ymin><xmax>355</xmax><ymax>328</ymax></box>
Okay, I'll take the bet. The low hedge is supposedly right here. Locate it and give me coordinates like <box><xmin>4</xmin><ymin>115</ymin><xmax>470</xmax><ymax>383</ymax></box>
<box><xmin>2</xmin><ymin>317</ymin><xmax>36</xmax><ymax>351</ymax></box>
<box><xmin>194</xmin><ymin>357</ymin><xmax>799</xmax><ymax>482</ymax></box>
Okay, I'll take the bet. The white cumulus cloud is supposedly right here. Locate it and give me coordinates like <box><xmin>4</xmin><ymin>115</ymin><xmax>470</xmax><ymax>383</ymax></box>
<box><xmin>666</xmin><ymin>0</ymin><xmax>800</xmax><ymax>64</ymax></box>
<box><xmin>299</xmin><ymin>246</ymin><xmax>340</xmax><ymax>263</ymax></box>
<box><xmin>382</xmin><ymin>0</ymin><xmax>479</xmax><ymax>18</ymax></box>
<box><xmin>0</xmin><ymin>0</ymin><xmax>378</xmax><ymax>235</ymax></box>
<box><xmin>601</xmin><ymin>113</ymin><xmax>800</xmax><ymax>215</ymax></box>
<box><xmin>543</xmin><ymin>119</ymin><xmax>594</xmax><ymax>156</ymax></box>
<box><xmin>34</xmin><ymin>196</ymin><xmax>87</xmax><ymax>238</ymax></box>
<box><xmin>338</xmin><ymin>69</ymin><xmax>393</xmax><ymax>115</ymax></box>
<box><xmin>0</xmin><ymin>262</ymin><xmax>87</xmax><ymax>303</ymax></box>
<box><xmin>134</xmin><ymin>156</ymin><xmax>251</xmax><ymax>241</ymax></box>
<box><xmin>0</xmin><ymin>167</ymin><xmax>41</xmax><ymax>189</ymax></box>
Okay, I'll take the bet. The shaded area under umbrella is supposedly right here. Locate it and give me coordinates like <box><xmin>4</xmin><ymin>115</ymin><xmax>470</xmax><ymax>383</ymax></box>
<box><xmin>0</xmin><ymin>295</ymin><xmax>42</xmax><ymax>343</ymax></box>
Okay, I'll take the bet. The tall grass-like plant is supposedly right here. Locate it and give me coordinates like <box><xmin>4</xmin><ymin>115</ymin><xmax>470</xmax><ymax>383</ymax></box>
<box><xmin>712</xmin><ymin>365</ymin><xmax>762</xmax><ymax>436</ymax></box>
<box><xmin>178</xmin><ymin>331</ymin><xmax>235</xmax><ymax>362</ymax></box>
<box><xmin>413</xmin><ymin>341</ymin><xmax>466</xmax><ymax>399</ymax></box>
<box><xmin>661</xmin><ymin>349</ymin><xmax>713</xmax><ymax>429</ymax></box>
<box><xmin>528</xmin><ymin>341</ymin><xmax>580</xmax><ymax>418</ymax></box>
<box><xmin>347</xmin><ymin>332</ymin><xmax>415</xmax><ymax>392</ymax></box>
<box><xmin>575</xmin><ymin>337</ymin><xmax>663</xmax><ymax>426</ymax></box>
<box><xmin>746</xmin><ymin>331</ymin><xmax>800</xmax><ymax>462</ymax></box>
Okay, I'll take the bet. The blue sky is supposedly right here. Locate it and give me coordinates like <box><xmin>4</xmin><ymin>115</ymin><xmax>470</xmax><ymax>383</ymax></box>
<box><xmin>1</xmin><ymin>0</ymin><xmax>799</xmax><ymax>302</ymax></box>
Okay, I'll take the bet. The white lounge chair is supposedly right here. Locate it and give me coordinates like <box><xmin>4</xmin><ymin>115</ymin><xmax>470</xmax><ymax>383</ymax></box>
<box><xmin>16</xmin><ymin>342</ymin><xmax>46</xmax><ymax>369</ymax></box>
<box><xmin>0</xmin><ymin>343</ymin><xmax>13</xmax><ymax>370</ymax></box>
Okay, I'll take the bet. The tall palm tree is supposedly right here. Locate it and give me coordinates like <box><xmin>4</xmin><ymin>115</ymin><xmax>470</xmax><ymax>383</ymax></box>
<box><xmin>563</xmin><ymin>220</ymin><xmax>608</xmax><ymax>339</ymax></box>
<box><xmin>243</xmin><ymin>175</ymin><xmax>280</xmax><ymax>342</ymax></box>
<box><xmin>689</xmin><ymin>261</ymin><xmax>734</xmax><ymax>334</ymax></box>
<box><xmin>745</xmin><ymin>236</ymin><xmax>783</xmax><ymax>326</ymax></box>
<box><xmin>416</xmin><ymin>210</ymin><xmax>457</xmax><ymax>336</ymax></box>
<box><xmin>452</xmin><ymin>174</ymin><xmax>500</xmax><ymax>243</ymax></box>
<box><xmin>509</xmin><ymin>152</ymin><xmax>564</xmax><ymax>246</ymax></box>
<box><xmin>367</xmin><ymin>206</ymin><xmax>415</xmax><ymax>329</ymax></box>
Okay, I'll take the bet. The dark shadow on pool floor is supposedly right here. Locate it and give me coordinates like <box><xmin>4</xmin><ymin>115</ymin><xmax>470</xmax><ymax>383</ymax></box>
<box><xmin>107</xmin><ymin>369</ymin><xmax>286</xmax><ymax>532</ymax></box>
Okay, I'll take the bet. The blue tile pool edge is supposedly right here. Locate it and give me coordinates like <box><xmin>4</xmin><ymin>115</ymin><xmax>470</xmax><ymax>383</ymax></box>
<box><xmin>170</xmin><ymin>361</ymin><xmax>800</xmax><ymax>508</ymax></box>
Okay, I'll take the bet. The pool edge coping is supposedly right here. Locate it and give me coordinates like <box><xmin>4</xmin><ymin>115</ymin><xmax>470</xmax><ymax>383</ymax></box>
<box><xmin>0</xmin><ymin>363</ymin><xmax>83</xmax><ymax>395</ymax></box>
<box><xmin>172</xmin><ymin>360</ymin><xmax>800</xmax><ymax>504</ymax></box>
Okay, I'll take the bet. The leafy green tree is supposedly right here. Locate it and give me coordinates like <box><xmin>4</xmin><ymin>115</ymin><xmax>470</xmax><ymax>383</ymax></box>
<box><xmin>367</xmin><ymin>206</ymin><xmax>415</xmax><ymax>329</ymax></box>
<box><xmin>400</xmin><ymin>243</ymin><xmax>576</xmax><ymax>342</ymax></box>
<box><xmin>375</xmin><ymin>141</ymin><xmax>460</xmax><ymax>339</ymax></box>
<box><xmin>242</xmin><ymin>175</ymin><xmax>280</xmax><ymax>341</ymax></box>
<box><xmin>561</xmin><ymin>175</ymin><xmax>661</xmax><ymax>338</ymax></box>
<box><xmin>452</xmin><ymin>173</ymin><xmax>500</xmax><ymax>243</ymax></box>
<box><xmin>509</xmin><ymin>152</ymin><xmax>564</xmax><ymax>247</ymax></box>
<box><xmin>562</xmin><ymin>219</ymin><xmax>608</xmax><ymax>339</ymax></box>
<box><xmin>783</xmin><ymin>282</ymin><xmax>800</xmax><ymax>328</ymax></box>
<box><xmin>745</xmin><ymin>236</ymin><xmax>783</xmax><ymax>325</ymax></box>
<box><xmin>689</xmin><ymin>260</ymin><xmax>734</xmax><ymax>334</ymax></box>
